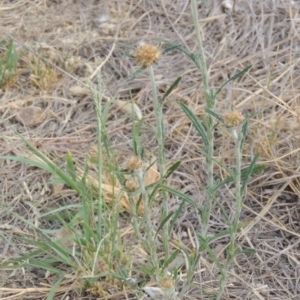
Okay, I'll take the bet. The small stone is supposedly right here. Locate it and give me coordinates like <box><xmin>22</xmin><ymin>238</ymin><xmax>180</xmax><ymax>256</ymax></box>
<box><xmin>16</xmin><ymin>106</ymin><xmax>48</xmax><ymax>126</ymax></box>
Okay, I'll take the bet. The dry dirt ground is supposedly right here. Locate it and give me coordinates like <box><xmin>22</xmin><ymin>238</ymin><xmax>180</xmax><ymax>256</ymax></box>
<box><xmin>1</xmin><ymin>0</ymin><xmax>300</xmax><ymax>299</ymax></box>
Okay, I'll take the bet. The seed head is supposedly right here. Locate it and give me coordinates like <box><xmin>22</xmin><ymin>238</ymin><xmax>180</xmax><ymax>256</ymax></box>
<box><xmin>124</xmin><ymin>155</ymin><xmax>143</xmax><ymax>171</ymax></box>
<box><xmin>134</xmin><ymin>43</ymin><xmax>161</xmax><ymax>67</ymax></box>
<box><xmin>124</xmin><ymin>179</ymin><xmax>138</xmax><ymax>191</ymax></box>
<box><xmin>160</xmin><ymin>277</ymin><xmax>174</xmax><ymax>289</ymax></box>
<box><xmin>224</xmin><ymin>110</ymin><xmax>244</xmax><ymax>127</ymax></box>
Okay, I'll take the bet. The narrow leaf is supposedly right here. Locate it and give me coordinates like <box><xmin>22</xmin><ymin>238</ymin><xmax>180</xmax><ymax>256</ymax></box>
<box><xmin>198</xmin><ymin>235</ymin><xmax>224</xmax><ymax>274</ymax></box>
<box><xmin>161</xmin><ymin>184</ymin><xmax>201</xmax><ymax>214</ymax></box>
<box><xmin>163</xmin><ymin>249</ymin><xmax>180</xmax><ymax>269</ymax></box>
<box><xmin>207</xmin><ymin>221</ymin><xmax>246</xmax><ymax>244</ymax></box>
<box><xmin>21</xmin><ymin>238</ymin><xmax>72</xmax><ymax>264</ymax></box>
<box><xmin>215</xmin><ymin>164</ymin><xmax>266</xmax><ymax>190</ymax></box>
<box><xmin>180</xmin><ymin>102</ymin><xmax>209</xmax><ymax>149</ymax></box>
<box><xmin>240</xmin><ymin>117</ymin><xmax>249</xmax><ymax>150</ymax></box>
<box><xmin>215</xmin><ymin>65</ymin><xmax>252</xmax><ymax>96</ymax></box>
<box><xmin>205</xmin><ymin>108</ymin><xmax>223</xmax><ymax>123</ymax></box>
<box><xmin>1</xmin><ymin>130</ymin><xmax>83</xmax><ymax>195</ymax></box>
<box><xmin>129</xmin><ymin>66</ymin><xmax>146</xmax><ymax>79</ymax></box>
<box><xmin>241</xmin><ymin>153</ymin><xmax>260</xmax><ymax>193</ymax></box>
<box><xmin>165</xmin><ymin>161</ymin><xmax>181</xmax><ymax>179</ymax></box>
<box><xmin>162</xmin><ymin>77</ymin><xmax>182</xmax><ymax>102</ymax></box>
<box><xmin>169</xmin><ymin>200</ymin><xmax>185</xmax><ymax>235</ymax></box>
<box><xmin>40</xmin><ymin>204</ymin><xmax>81</xmax><ymax>218</ymax></box>
<box><xmin>1</xmin><ymin>156</ymin><xmax>53</xmax><ymax>173</ymax></box>
<box><xmin>155</xmin><ymin>212</ymin><xmax>174</xmax><ymax>238</ymax></box>
<box><xmin>239</xmin><ymin>247</ymin><xmax>256</xmax><ymax>255</ymax></box>
<box><xmin>163</xmin><ymin>45</ymin><xmax>180</xmax><ymax>55</ymax></box>
<box><xmin>46</xmin><ymin>276</ymin><xmax>64</xmax><ymax>300</ymax></box>
<box><xmin>21</xmin><ymin>259</ymin><xmax>62</xmax><ymax>275</ymax></box>
<box><xmin>159</xmin><ymin>39</ymin><xmax>198</xmax><ymax>65</ymax></box>
<box><xmin>66</xmin><ymin>151</ymin><xmax>76</xmax><ymax>181</ymax></box>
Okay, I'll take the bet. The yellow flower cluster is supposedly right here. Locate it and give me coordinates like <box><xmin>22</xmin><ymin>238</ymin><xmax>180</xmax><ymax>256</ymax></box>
<box><xmin>125</xmin><ymin>155</ymin><xmax>143</xmax><ymax>171</ymax></box>
<box><xmin>135</xmin><ymin>44</ymin><xmax>161</xmax><ymax>67</ymax></box>
<box><xmin>224</xmin><ymin>110</ymin><xmax>244</xmax><ymax>127</ymax></box>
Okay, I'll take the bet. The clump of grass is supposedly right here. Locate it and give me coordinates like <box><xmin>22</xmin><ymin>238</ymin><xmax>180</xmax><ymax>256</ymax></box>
<box><xmin>0</xmin><ymin>39</ymin><xmax>18</xmax><ymax>88</ymax></box>
<box><xmin>1</xmin><ymin>130</ymin><xmax>135</xmax><ymax>299</ymax></box>
<box><xmin>25</xmin><ymin>53</ymin><xmax>59</xmax><ymax>91</ymax></box>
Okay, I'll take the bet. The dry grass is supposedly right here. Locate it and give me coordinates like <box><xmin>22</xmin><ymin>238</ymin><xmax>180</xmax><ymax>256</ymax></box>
<box><xmin>1</xmin><ymin>0</ymin><xmax>300</xmax><ymax>299</ymax></box>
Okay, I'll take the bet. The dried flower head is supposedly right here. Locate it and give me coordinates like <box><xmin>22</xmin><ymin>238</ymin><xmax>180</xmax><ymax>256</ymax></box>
<box><xmin>224</xmin><ymin>110</ymin><xmax>244</xmax><ymax>127</ymax></box>
<box><xmin>124</xmin><ymin>155</ymin><xmax>143</xmax><ymax>171</ymax></box>
<box><xmin>135</xmin><ymin>43</ymin><xmax>161</xmax><ymax>67</ymax></box>
<box><xmin>124</xmin><ymin>179</ymin><xmax>138</xmax><ymax>191</ymax></box>
<box><xmin>160</xmin><ymin>277</ymin><xmax>175</xmax><ymax>289</ymax></box>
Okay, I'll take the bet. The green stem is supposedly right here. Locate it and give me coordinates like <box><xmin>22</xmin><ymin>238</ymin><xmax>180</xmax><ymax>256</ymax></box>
<box><xmin>178</xmin><ymin>252</ymin><xmax>201</xmax><ymax>298</ymax></box>
<box><xmin>91</xmin><ymin>79</ymin><xmax>103</xmax><ymax>240</ymax></box>
<box><xmin>216</xmin><ymin>128</ymin><xmax>243</xmax><ymax>300</ymax></box>
<box><xmin>149</xmin><ymin>65</ymin><xmax>169</xmax><ymax>263</ymax></box>
<box><xmin>191</xmin><ymin>0</ymin><xmax>209</xmax><ymax>93</ymax></box>
<box><xmin>128</xmin><ymin>193</ymin><xmax>145</xmax><ymax>242</ymax></box>
<box><xmin>201</xmin><ymin>124</ymin><xmax>215</xmax><ymax>238</ymax></box>
<box><xmin>137</xmin><ymin>168</ymin><xmax>159</xmax><ymax>276</ymax></box>
<box><xmin>191</xmin><ymin>0</ymin><xmax>214</xmax><ymax>238</ymax></box>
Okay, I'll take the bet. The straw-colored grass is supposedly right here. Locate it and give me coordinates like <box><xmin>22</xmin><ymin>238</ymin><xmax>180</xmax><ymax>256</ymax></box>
<box><xmin>1</xmin><ymin>0</ymin><xmax>300</xmax><ymax>299</ymax></box>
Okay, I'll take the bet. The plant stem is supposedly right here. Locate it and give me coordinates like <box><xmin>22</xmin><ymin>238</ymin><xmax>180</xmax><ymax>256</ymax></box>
<box><xmin>216</xmin><ymin>128</ymin><xmax>243</xmax><ymax>300</ymax></box>
<box><xmin>149</xmin><ymin>65</ymin><xmax>170</xmax><ymax>262</ymax></box>
<box><xmin>91</xmin><ymin>78</ymin><xmax>103</xmax><ymax>240</ymax></box>
<box><xmin>191</xmin><ymin>0</ymin><xmax>214</xmax><ymax>238</ymax></box>
<box><xmin>191</xmin><ymin>0</ymin><xmax>209</xmax><ymax>92</ymax></box>
<box><xmin>137</xmin><ymin>167</ymin><xmax>159</xmax><ymax>276</ymax></box>
<box><xmin>127</xmin><ymin>193</ymin><xmax>145</xmax><ymax>242</ymax></box>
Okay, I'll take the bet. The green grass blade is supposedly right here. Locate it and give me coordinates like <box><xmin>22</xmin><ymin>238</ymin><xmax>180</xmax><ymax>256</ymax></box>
<box><xmin>46</xmin><ymin>275</ymin><xmax>64</xmax><ymax>300</ymax></box>
<box><xmin>21</xmin><ymin>238</ymin><xmax>73</xmax><ymax>265</ymax></box>
<box><xmin>3</xmin><ymin>249</ymin><xmax>44</xmax><ymax>266</ymax></box>
<box><xmin>0</xmin><ymin>39</ymin><xmax>18</xmax><ymax>86</ymax></box>
<box><xmin>238</xmin><ymin>247</ymin><xmax>256</xmax><ymax>255</ymax></box>
<box><xmin>40</xmin><ymin>204</ymin><xmax>81</xmax><ymax>218</ymax></box>
<box><xmin>1</xmin><ymin>130</ymin><xmax>84</xmax><ymax>195</ymax></box>
<box><xmin>6</xmin><ymin>253</ymin><xmax>63</xmax><ymax>275</ymax></box>
<box><xmin>1</xmin><ymin>155</ymin><xmax>53</xmax><ymax>173</ymax></box>
<box><xmin>66</xmin><ymin>151</ymin><xmax>76</xmax><ymax>181</ymax></box>
<box><xmin>16</xmin><ymin>131</ymin><xmax>83</xmax><ymax>193</ymax></box>
<box><xmin>6</xmin><ymin>40</ymin><xmax>18</xmax><ymax>71</ymax></box>
<box><xmin>180</xmin><ymin>102</ymin><xmax>209</xmax><ymax>149</ymax></box>
<box><xmin>25</xmin><ymin>259</ymin><xmax>63</xmax><ymax>275</ymax></box>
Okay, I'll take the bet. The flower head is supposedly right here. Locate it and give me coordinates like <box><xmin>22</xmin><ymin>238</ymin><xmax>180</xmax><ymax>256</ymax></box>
<box><xmin>134</xmin><ymin>43</ymin><xmax>161</xmax><ymax>67</ymax></box>
<box><xmin>124</xmin><ymin>179</ymin><xmax>138</xmax><ymax>191</ymax></box>
<box><xmin>224</xmin><ymin>110</ymin><xmax>244</xmax><ymax>127</ymax></box>
<box><xmin>160</xmin><ymin>277</ymin><xmax>175</xmax><ymax>289</ymax></box>
<box><xmin>124</xmin><ymin>155</ymin><xmax>143</xmax><ymax>171</ymax></box>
